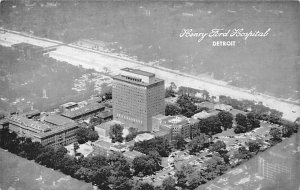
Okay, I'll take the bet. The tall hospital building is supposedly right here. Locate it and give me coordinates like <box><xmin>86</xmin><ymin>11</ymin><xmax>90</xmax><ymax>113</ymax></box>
<box><xmin>112</xmin><ymin>68</ymin><xmax>165</xmax><ymax>131</ymax></box>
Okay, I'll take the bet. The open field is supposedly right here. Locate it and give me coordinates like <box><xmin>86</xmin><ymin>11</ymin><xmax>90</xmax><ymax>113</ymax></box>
<box><xmin>0</xmin><ymin>148</ymin><xmax>93</xmax><ymax>190</ymax></box>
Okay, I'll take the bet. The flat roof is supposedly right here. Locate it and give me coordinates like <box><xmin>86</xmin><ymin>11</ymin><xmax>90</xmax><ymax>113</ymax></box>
<box><xmin>121</xmin><ymin>68</ymin><xmax>155</xmax><ymax>77</ymax></box>
<box><xmin>123</xmin><ymin>150</ymin><xmax>145</xmax><ymax>158</ymax></box>
<box><xmin>113</xmin><ymin>75</ymin><xmax>164</xmax><ymax>87</ymax></box>
<box><xmin>61</xmin><ymin>103</ymin><xmax>104</xmax><ymax>119</ymax></box>
<box><xmin>94</xmin><ymin>140</ymin><xmax>113</xmax><ymax>149</ymax></box>
<box><xmin>44</xmin><ymin>114</ymin><xmax>75</xmax><ymax>126</ymax></box>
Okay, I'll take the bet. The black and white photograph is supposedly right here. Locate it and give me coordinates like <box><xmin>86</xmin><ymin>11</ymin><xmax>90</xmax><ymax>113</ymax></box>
<box><xmin>0</xmin><ymin>0</ymin><xmax>299</xmax><ymax>190</ymax></box>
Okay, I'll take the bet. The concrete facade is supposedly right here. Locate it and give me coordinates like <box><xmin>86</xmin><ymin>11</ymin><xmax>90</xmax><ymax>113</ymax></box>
<box><xmin>112</xmin><ymin>68</ymin><xmax>165</xmax><ymax>131</ymax></box>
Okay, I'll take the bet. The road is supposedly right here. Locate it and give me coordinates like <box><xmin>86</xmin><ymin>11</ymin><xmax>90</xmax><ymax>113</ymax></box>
<box><xmin>0</xmin><ymin>28</ymin><xmax>299</xmax><ymax>121</ymax></box>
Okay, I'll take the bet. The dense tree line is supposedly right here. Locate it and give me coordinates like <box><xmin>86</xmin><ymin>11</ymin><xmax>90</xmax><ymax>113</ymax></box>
<box><xmin>234</xmin><ymin>112</ymin><xmax>260</xmax><ymax>134</ymax></box>
<box><xmin>132</xmin><ymin>151</ymin><xmax>162</xmax><ymax>176</ymax></box>
<box><xmin>132</xmin><ymin>137</ymin><xmax>171</xmax><ymax>157</ymax></box>
<box><xmin>76</xmin><ymin>127</ymin><xmax>99</xmax><ymax>144</ymax></box>
<box><xmin>219</xmin><ymin>95</ymin><xmax>284</xmax><ymax>124</ymax></box>
<box><xmin>0</xmin><ymin>128</ymin><xmax>163</xmax><ymax>189</ymax></box>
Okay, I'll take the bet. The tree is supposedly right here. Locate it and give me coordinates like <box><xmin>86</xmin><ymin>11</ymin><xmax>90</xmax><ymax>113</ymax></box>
<box><xmin>234</xmin><ymin>124</ymin><xmax>247</xmax><ymax>134</ymax></box>
<box><xmin>235</xmin><ymin>113</ymin><xmax>247</xmax><ymax>127</ymax></box>
<box><xmin>176</xmin><ymin>95</ymin><xmax>197</xmax><ymax>118</ymax></box>
<box><xmin>281</xmin><ymin>120</ymin><xmax>297</xmax><ymax>137</ymax></box>
<box><xmin>76</xmin><ymin>127</ymin><xmax>99</xmax><ymax>144</ymax></box>
<box><xmin>175</xmin><ymin>164</ymin><xmax>195</xmax><ymax>188</ymax></box>
<box><xmin>233</xmin><ymin>146</ymin><xmax>252</xmax><ymax>162</ymax></box>
<box><xmin>165</xmin><ymin>88</ymin><xmax>175</xmax><ymax>98</ymax></box>
<box><xmin>109</xmin><ymin>124</ymin><xmax>124</xmax><ymax>143</ymax></box>
<box><xmin>74</xmin><ymin>142</ymin><xmax>80</xmax><ymax>155</ymax></box>
<box><xmin>209</xmin><ymin>140</ymin><xmax>227</xmax><ymax>154</ymax></box>
<box><xmin>133</xmin><ymin>181</ymin><xmax>155</xmax><ymax>190</ymax></box>
<box><xmin>187</xmin><ymin>134</ymin><xmax>209</xmax><ymax>154</ymax></box>
<box><xmin>162</xmin><ymin>177</ymin><xmax>176</xmax><ymax>190</ymax></box>
<box><xmin>201</xmin><ymin>115</ymin><xmax>223</xmax><ymax>136</ymax></box>
<box><xmin>218</xmin><ymin>111</ymin><xmax>233</xmax><ymax>130</ymax></box>
<box><xmin>269</xmin><ymin>127</ymin><xmax>282</xmax><ymax>142</ymax></box>
<box><xmin>132</xmin><ymin>151</ymin><xmax>162</xmax><ymax>176</ymax></box>
<box><xmin>172</xmin><ymin>134</ymin><xmax>186</xmax><ymax>150</ymax></box>
<box><xmin>246</xmin><ymin>112</ymin><xmax>260</xmax><ymax>130</ymax></box>
<box><xmin>125</xmin><ymin>127</ymin><xmax>138</xmax><ymax>142</ymax></box>
<box><xmin>165</xmin><ymin>104</ymin><xmax>182</xmax><ymax>116</ymax></box>
<box><xmin>247</xmin><ymin>139</ymin><xmax>262</xmax><ymax>153</ymax></box>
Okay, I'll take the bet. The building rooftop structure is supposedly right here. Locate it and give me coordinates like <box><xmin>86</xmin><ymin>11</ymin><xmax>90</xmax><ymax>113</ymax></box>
<box><xmin>195</xmin><ymin>101</ymin><xmax>216</xmax><ymax>110</ymax></box>
<box><xmin>134</xmin><ymin>133</ymin><xmax>155</xmax><ymax>142</ymax></box>
<box><xmin>10</xmin><ymin>115</ymin><xmax>50</xmax><ymax>133</ymax></box>
<box><xmin>98</xmin><ymin>110</ymin><xmax>113</xmax><ymax>120</ymax></box>
<box><xmin>214</xmin><ymin>104</ymin><xmax>233</xmax><ymax>112</ymax></box>
<box><xmin>61</xmin><ymin>102</ymin><xmax>104</xmax><ymax>119</ymax></box>
<box><xmin>192</xmin><ymin>110</ymin><xmax>219</xmax><ymax>120</ymax></box>
<box><xmin>112</xmin><ymin>74</ymin><xmax>164</xmax><ymax>87</ymax></box>
<box><xmin>96</xmin><ymin>120</ymin><xmax>123</xmax><ymax>131</ymax></box>
<box><xmin>43</xmin><ymin>114</ymin><xmax>75</xmax><ymax>126</ymax></box>
<box><xmin>93</xmin><ymin>139</ymin><xmax>114</xmax><ymax>150</ymax></box>
<box><xmin>121</xmin><ymin>68</ymin><xmax>155</xmax><ymax>77</ymax></box>
<box><xmin>60</xmin><ymin>102</ymin><xmax>78</xmax><ymax>109</ymax></box>
<box><xmin>153</xmin><ymin>129</ymin><xmax>170</xmax><ymax>137</ymax></box>
<box><xmin>23</xmin><ymin>109</ymin><xmax>41</xmax><ymax>119</ymax></box>
<box><xmin>160</xmin><ymin>115</ymin><xmax>190</xmax><ymax>129</ymax></box>
<box><xmin>9</xmin><ymin>115</ymin><xmax>78</xmax><ymax>138</ymax></box>
<box><xmin>123</xmin><ymin>150</ymin><xmax>145</xmax><ymax>160</ymax></box>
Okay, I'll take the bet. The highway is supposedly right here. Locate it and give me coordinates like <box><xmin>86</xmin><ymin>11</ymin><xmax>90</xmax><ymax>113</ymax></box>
<box><xmin>0</xmin><ymin>28</ymin><xmax>299</xmax><ymax>121</ymax></box>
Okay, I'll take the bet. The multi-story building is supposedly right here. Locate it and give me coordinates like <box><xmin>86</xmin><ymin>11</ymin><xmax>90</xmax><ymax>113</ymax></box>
<box><xmin>60</xmin><ymin>102</ymin><xmax>105</xmax><ymax>121</ymax></box>
<box><xmin>8</xmin><ymin>115</ymin><xmax>78</xmax><ymax>148</ymax></box>
<box><xmin>112</xmin><ymin>68</ymin><xmax>165</xmax><ymax>131</ymax></box>
<box><xmin>152</xmin><ymin>114</ymin><xmax>199</xmax><ymax>141</ymax></box>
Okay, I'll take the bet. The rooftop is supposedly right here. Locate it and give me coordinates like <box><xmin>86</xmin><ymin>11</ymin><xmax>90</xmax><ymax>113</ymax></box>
<box><xmin>153</xmin><ymin>129</ymin><xmax>170</xmax><ymax>137</ymax></box>
<box><xmin>112</xmin><ymin>74</ymin><xmax>164</xmax><ymax>87</ymax></box>
<box><xmin>61</xmin><ymin>102</ymin><xmax>104</xmax><ymax>119</ymax></box>
<box><xmin>61</xmin><ymin>102</ymin><xmax>78</xmax><ymax>109</ymax></box>
<box><xmin>10</xmin><ymin>115</ymin><xmax>50</xmax><ymax>133</ymax></box>
<box><xmin>23</xmin><ymin>109</ymin><xmax>40</xmax><ymax>118</ymax></box>
<box><xmin>123</xmin><ymin>150</ymin><xmax>145</xmax><ymax>158</ymax></box>
<box><xmin>93</xmin><ymin>140</ymin><xmax>114</xmax><ymax>149</ymax></box>
<box><xmin>43</xmin><ymin>114</ymin><xmax>75</xmax><ymax>126</ymax></box>
<box><xmin>161</xmin><ymin>115</ymin><xmax>189</xmax><ymax>127</ymax></box>
<box><xmin>96</xmin><ymin>120</ymin><xmax>123</xmax><ymax>130</ymax></box>
<box><xmin>121</xmin><ymin>68</ymin><xmax>155</xmax><ymax>77</ymax></box>
<box><xmin>195</xmin><ymin>101</ymin><xmax>215</xmax><ymax>110</ymax></box>
<box><xmin>98</xmin><ymin>110</ymin><xmax>113</xmax><ymax>119</ymax></box>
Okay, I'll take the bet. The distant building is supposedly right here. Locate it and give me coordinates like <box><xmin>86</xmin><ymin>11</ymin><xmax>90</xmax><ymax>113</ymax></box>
<box><xmin>95</xmin><ymin>120</ymin><xmax>124</xmax><ymax>139</ymax></box>
<box><xmin>8</xmin><ymin>115</ymin><xmax>78</xmax><ymax>148</ymax></box>
<box><xmin>74</xmin><ymin>39</ymin><xmax>108</xmax><ymax>52</ymax></box>
<box><xmin>214</xmin><ymin>104</ymin><xmax>233</xmax><ymax>112</ymax></box>
<box><xmin>23</xmin><ymin>109</ymin><xmax>41</xmax><ymax>119</ymax></box>
<box><xmin>195</xmin><ymin>101</ymin><xmax>215</xmax><ymax>111</ymax></box>
<box><xmin>92</xmin><ymin>140</ymin><xmax>114</xmax><ymax>156</ymax></box>
<box><xmin>258</xmin><ymin>152</ymin><xmax>292</xmax><ymax>182</ymax></box>
<box><xmin>0</xmin><ymin>119</ymin><xmax>9</xmax><ymax>129</ymax></box>
<box><xmin>43</xmin><ymin>114</ymin><xmax>75</xmax><ymax>126</ymax></box>
<box><xmin>11</xmin><ymin>43</ymin><xmax>44</xmax><ymax>59</ymax></box>
<box><xmin>61</xmin><ymin>102</ymin><xmax>105</xmax><ymax>120</ymax></box>
<box><xmin>123</xmin><ymin>150</ymin><xmax>145</xmax><ymax>161</ymax></box>
<box><xmin>97</xmin><ymin>109</ymin><xmax>113</xmax><ymax>122</ymax></box>
<box><xmin>112</xmin><ymin>68</ymin><xmax>165</xmax><ymax>131</ymax></box>
<box><xmin>134</xmin><ymin>133</ymin><xmax>155</xmax><ymax>142</ymax></box>
<box><xmin>192</xmin><ymin>110</ymin><xmax>219</xmax><ymax>120</ymax></box>
<box><xmin>60</xmin><ymin>102</ymin><xmax>78</xmax><ymax>112</ymax></box>
<box><xmin>152</xmin><ymin>114</ymin><xmax>199</xmax><ymax>141</ymax></box>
